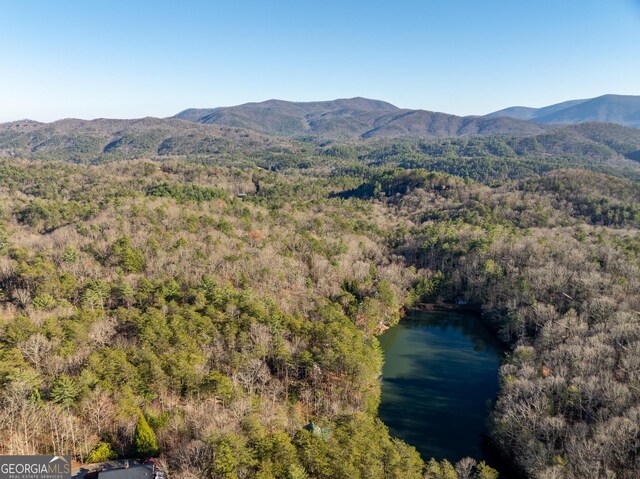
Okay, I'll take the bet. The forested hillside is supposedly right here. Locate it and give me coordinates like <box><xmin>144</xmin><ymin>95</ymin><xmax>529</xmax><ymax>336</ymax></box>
<box><xmin>0</xmin><ymin>159</ymin><xmax>428</xmax><ymax>478</ymax></box>
<box><xmin>0</xmin><ymin>124</ymin><xmax>639</xmax><ymax>479</ymax></box>
<box><xmin>1</xmin><ymin>117</ymin><xmax>640</xmax><ymax>183</ymax></box>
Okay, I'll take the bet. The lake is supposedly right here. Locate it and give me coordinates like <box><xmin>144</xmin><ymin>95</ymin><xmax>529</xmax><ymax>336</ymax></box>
<box><xmin>379</xmin><ymin>309</ymin><xmax>506</xmax><ymax>466</ymax></box>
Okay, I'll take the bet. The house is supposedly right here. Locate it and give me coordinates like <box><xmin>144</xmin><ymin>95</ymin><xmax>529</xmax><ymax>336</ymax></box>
<box><xmin>93</xmin><ymin>464</ymin><xmax>157</xmax><ymax>479</ymax></box>
<box><xmin>304</xmin><ymin>422</ymin><xmax>331</xmax><ymax>440</ymax></box>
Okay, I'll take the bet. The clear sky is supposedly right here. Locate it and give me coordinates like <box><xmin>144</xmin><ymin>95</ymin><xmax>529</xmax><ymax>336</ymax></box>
<box><xmin>1</xmin><ymin>0</ymin><xmax>639</xmax><ymax>122</ymax></box>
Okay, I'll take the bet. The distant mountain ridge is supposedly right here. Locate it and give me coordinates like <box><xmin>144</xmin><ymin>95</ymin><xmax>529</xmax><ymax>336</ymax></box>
<box><xmin>0</xmin><ymin>116</ymin><xmax>283</xmax><ymax>162</ymax></box>
<box><xmin>487</xmin><ymin>94</ymin><xmax>640</xmax><ymax>128</ymax></box>
<box><xmin>2</xmin><ymin>114</ymin><xmax>640</xmax><ymax>168</ymax></box>
<box><xmin>174</xmin><ymin>97</ymin><xmax>548</xmax><ymax>139</ymax></box>
<box><xmin>2</xmin><ymin>95</ymin><xmax>640</xmax><ymax>164</ymax></box>
<box><xmin>174</xmin><ymin>95</ymin><xmax>640</xmax><ymax>139</ymax></box>
<box><xmin>177</xmin><ymin>97</ymin><xmax>400</xmax><ymax>123</ymax></box>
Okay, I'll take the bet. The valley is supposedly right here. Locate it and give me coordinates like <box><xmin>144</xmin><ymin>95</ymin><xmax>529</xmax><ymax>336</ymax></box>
<box><xmin>0</xmin><ymin>111</ymin><xmax>638</xmax><ymax>478</ymax></box>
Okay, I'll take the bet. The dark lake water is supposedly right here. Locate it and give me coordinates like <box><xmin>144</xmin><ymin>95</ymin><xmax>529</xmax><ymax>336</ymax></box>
<box><xmin>379</xmin><ymin>309</ymin><xmax>505</xmax><ymax>466</ymax></box>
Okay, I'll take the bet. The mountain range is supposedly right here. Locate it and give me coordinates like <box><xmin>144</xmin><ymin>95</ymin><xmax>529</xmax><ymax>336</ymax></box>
<box><xmin>173</xmin><ymin>94</ymin><xmax>640</xmax><ymax>139</ymax></box>
<box><xmin>174</xmin><ymin>97</ymin><xmax>547</xmax><ymax>139</ymax></box>
<box><xmin>1</xmin><ymin>94</ymin><xmax>640</xmax><ymax>164</ymax></box>
<box><xmin>1</xmin><ymin>112</ymin><xmax>640</xmax><ymax>169</ymax></box>
<box><xmin>486</xmin><ymin>94</ymin><xmax>640</xmax><ymax>128</ymax></box>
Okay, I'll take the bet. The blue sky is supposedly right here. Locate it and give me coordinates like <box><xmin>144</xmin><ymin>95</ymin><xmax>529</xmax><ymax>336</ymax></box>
<box><xmin>1</xmin><ymin>0</ymin><xmax>639</xmax><ymax>121</ymax></box>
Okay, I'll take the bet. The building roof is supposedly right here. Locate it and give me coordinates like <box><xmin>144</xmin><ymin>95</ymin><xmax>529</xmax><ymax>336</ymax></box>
<box><xmin>97</xmin><ymin>465</ymin><xmax>154</xmax><ymax>479</ymax></box>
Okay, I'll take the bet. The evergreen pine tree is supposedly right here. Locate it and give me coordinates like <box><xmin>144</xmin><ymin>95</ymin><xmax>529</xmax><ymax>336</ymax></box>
<box><xmin>133</xmin><ymin>413</ymin><xmax>159</xmax><ymax>458</ymax></box>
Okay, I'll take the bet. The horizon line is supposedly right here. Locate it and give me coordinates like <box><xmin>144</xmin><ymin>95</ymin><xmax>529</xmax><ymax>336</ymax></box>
<box><xmin>2</xmin><ymin>92</ymin><xmax>638</xmax><ymax>124</ymax></box>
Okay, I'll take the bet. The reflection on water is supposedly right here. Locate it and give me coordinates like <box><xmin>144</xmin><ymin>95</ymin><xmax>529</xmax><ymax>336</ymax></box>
<box><xmin>379</xmin><ymin>309</ymin><xmax>505</xmax><ymax>464</ymax></box>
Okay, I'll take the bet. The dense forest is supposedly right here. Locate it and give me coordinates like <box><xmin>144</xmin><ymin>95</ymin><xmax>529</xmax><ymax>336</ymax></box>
<box><xmin>0</xmin><ymin>123</ymin><xmax>639</xmax><ymax>479</ymax></box>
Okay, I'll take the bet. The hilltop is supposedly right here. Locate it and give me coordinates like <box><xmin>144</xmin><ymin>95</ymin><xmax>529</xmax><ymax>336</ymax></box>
<box><xmin>174</xmin><ymin>97</ymin><xmax>547</xmax><ymax>139</ymax></box>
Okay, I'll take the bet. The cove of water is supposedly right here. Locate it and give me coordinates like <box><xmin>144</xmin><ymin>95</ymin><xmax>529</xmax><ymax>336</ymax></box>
<box><xmin>379</xmin><ymin>309</ymin><xmax>506</xmax><ymax>467</ymax></box>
